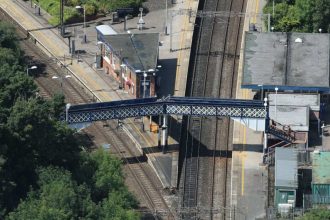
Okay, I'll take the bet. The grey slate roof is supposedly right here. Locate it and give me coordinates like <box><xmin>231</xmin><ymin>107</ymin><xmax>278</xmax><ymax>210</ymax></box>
<box><xmin>103</xmin><ymin>33</ymin><xmax>159</xmax><ymax>72</ymax></box>
<box><xmin>242</xmin><ymin>32</ymin><xmax>330</xmax><ymax>91</ymax></box>
<box><xmin>275</xmin><ymin>148</ymin><xmax>298</xmax><ymax>188</ymax></box>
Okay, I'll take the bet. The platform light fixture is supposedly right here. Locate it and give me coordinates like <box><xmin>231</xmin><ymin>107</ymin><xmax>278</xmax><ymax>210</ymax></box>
<box><xmin>274</xmin><ymin>87</ymin><xmax>278</xmax><ymax>121</ymax></box>
<box><xmin>27</xmin><ymin>65</ymin><xmax>37</xmax><ymax>76</ymax></box>
<box><xmin>52</xmin><ymin>75</ymin><xmax>71</xmax><ymax>89</ymax></box>
<box><xmin>258</xmin><ymin>84</ymin><xmax>264</xmax><ymax>101</ymax></box>
<box><xmin>263</xmin><ymin>97</ymin><xmax>268</xmax><ymax>162</ymax></box>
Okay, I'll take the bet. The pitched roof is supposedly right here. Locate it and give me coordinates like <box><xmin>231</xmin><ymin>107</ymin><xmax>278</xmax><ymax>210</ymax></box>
<box><xmin>103</xmin><ymin>33</ymin><xmax>159</xmax><ymax>72</ymax></box>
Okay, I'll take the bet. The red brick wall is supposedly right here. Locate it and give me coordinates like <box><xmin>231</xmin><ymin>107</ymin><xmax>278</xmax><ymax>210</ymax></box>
<box><xmin>101</xmin><ymin>51</ymin><xmax>155</xmax><ymax>98</ymax></box>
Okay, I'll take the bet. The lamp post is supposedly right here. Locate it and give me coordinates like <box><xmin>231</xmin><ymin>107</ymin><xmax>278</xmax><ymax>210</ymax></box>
<box><xmin>52</xmin><ymin>75</ymin><xmax>71</xmax><ymax>90</ymax></box>
<box><xmin>27</xmin><ymin>65</ymin><xmax>37</xmax><ymax>76</ymax></box>
<box><xmin>271</xmin><ymin>26</ymin><xmax>274</xmax><ymax>32</ymax></box>
<box><xmin>135</xmin><ymin>69</ymin><xmax>156</xmax><ymax>131</ymax></box>
<box><xmin>258</xmin><ymin>84</ymin><xmax>264</xmax><ymax>101</ymax></box>
<box><xmin>66</xmin><ymin>103</ymin><xmax>71</xmax><ymax>122</ymax></box>
<box><xmin>274</xmin><ymin>87</ymin><xmax>278</xmax><ymax>121</ymax></box>
<box><xmin>263</xmin><ymin>97</ymin><xmax>268</xmax><ymax>163</ymax></box>
<box><xmin>143</xmin><ymin>72</ymin><xmax>148</xmax><ymax>98</ymax></box>
<box><xmin>272</xmin><ymin>0</ymin><xmax>275</xmax><ymax>20</ymax></box>
<box><xmin>120</xmin><ymin>63</ymin><xmax>126</xmax><ymax>90</ymax></box>
<box><xmin>75</xmin><ymin>5</ymin><xmax>86</xmax><ymax>43</ymax></box>
<box><xmin>165</xmin><ymin>0</ymin><xmax>168</xmax><ymax>35</ymax></box>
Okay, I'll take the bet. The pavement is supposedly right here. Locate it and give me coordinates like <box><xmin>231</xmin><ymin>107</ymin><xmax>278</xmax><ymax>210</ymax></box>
<box><xmin>1</xmin><ymin>0</ymin><xmax>198</xmax><ymax>189</ymax></box>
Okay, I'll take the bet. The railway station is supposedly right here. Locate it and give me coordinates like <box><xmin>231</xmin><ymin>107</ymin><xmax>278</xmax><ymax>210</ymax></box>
<box><xmin>1</xmin><ymin>0</ymin><xmax>330</xmax><ymax>219</ymax></box>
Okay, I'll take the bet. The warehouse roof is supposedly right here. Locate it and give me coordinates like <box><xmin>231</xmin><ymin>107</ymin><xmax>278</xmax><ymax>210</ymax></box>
<box><xmin>312</xmin><ymin>151</ymin><xmax>330</xmax><ymax>184</ymax></box>
<box><xmin>275</xmin><ymin>148</ymin><xmax>298</xmax><ymax>188</ymax></box>
<box><xmin>242</xmin><ymin>32</ymin><xmax>330</xmax><ymax>91</ymax></box>
<box><xmin>103</xmin><ymin>33</ymin><xmax>159</xmax><ymax>72</ymax></box>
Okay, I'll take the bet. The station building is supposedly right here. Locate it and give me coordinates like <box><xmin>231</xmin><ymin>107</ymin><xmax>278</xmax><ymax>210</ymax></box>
<box><xmin>96</xmin><ymin>25</ymin><xmax>160</xmax><ymax>98</ymax></box>
<box><xmin>242</xmin><ymin>32</ymin><xmax>330</xmax><ymax>147</ymax></box>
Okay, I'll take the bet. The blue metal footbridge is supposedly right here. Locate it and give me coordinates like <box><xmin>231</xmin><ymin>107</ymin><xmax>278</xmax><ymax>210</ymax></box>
<box><xmin>64</xmin><ymin>96</ymin><xmax>267</xmax><ymax>123</ymax></box>
<box><xmin>63</xmin><ymin>96</ymin><xmax>272</xmax><ymax>149</ymax></box>
<box><xmin>64</xmin><ymin>96</ymin><xmax>297</xmax><ymax>150</ymax></box>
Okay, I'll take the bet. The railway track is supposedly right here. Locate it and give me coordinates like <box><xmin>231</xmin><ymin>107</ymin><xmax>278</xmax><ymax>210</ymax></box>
<box><xmin>180</xmin><ymin>0</ymin><xmax>246</xmax><ymax>219</ymax></box>
<box><xmin>0</xmin><ymin>7</ymin><xmax>175</xmax><ymax>219</ymax></box>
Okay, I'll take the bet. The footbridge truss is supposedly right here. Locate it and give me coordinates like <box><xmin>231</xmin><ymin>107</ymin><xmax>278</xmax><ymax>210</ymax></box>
<box><xmin>64</xmin><ymin>96</ymin><xmax>267</xmax><ymax>124</ymax></box>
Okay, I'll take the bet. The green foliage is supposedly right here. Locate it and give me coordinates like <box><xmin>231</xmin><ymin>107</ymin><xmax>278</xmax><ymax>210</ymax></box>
<box><xmin>35</xmin><ymin>0</ymin><xmax>80</xmax><ymax>25</ymax></box>
<box><xmin>0</xmin><ymin>20</ymin><xmax>139</xmax><ymax>219</ymax></box>
<box><xmin>264</xmin><ymin>0</ymin><xmax>330</xmax><ymax>32</ymax></box>
<box><xmin>297</xmin><ymin>208</ymin><xmax>330</xmax><ymax>220</ymax></box>
<box><xmin>7</xmin><ymin>166</ymin><xmax>100</xmax><ymax>220</ymax></box>
<box><xmin>6</xmin><ymin>153</ymin><xmax>140</xmax><ymax>220</ymax></box>
<box><xmin>0</xmin><ymin>22</ymin><xmax>20</xmax><ymax>52</ymax></box>
<box><xmin>35</xmin><ymin>0</ymin><xmax>143</xmax><ymax>25</ymax></box>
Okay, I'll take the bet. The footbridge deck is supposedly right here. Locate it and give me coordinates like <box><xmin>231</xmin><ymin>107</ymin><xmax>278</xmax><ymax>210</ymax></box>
<box><xmin>64</xmin><ymin>96</ymin><xmax>266</xmax><ymax>124</ymax></box>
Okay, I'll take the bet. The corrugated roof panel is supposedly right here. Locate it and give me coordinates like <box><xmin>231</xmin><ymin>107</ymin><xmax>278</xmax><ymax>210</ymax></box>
<box><xmin>275</xmin><ymin>148</ymin><xmax>298</xmax><ymax>188</ymax></box>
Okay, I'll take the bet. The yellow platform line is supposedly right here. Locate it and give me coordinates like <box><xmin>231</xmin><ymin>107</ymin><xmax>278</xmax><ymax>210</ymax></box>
<box><xmin>252</xmin><ymin>0</ymin><xmax>260</xmax><ymax>23</ymax></box>
<box><xmin>175</xmin><ymin>0</ymin><xmax>192</xmax><ymax>92</ymax></box>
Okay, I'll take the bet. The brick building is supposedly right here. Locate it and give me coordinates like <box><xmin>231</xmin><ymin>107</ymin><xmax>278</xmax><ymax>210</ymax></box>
<box><xmin>97</xmin><ymin>29</ymin><xmax>160</xmax><ymax>98</ymax></box>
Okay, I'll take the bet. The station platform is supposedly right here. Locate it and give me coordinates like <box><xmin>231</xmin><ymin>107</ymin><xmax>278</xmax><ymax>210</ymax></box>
<box><xmin>231</xmin><ymin>0</ymin><xmax>268</xmax><ymax>219</ymax></box>
<box><xmin>0</xmin><ymin>0</ymin><xmax>198</xmax><ymax>189</ymax></box>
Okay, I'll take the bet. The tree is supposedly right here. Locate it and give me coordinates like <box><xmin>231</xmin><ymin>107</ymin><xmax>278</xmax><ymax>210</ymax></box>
<box><xmin>0</xmin><ymin>20</ymin><xmax>139</xmax><ymax>219</ymax></box>
<box><xmin>298</xmin><ymin>208</ymin><xmax>330</xmax><ymax>220</ymax></box>
<box><xmin>7</xmin><ymin>166</ymin><xmax>100</xmax><ymax>220</ymax></box>
<box><xmin>312</xmin><ymin>0</ymin><xmax>330</xmax><ymax>33</ymax></box>
<box><xmin>264</xmin><ymin>0</ymin><xmax>329</xmax><ymax>32</ymax></box>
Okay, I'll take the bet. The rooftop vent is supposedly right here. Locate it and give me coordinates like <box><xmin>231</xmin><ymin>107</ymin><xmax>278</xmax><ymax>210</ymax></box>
<box><xmin>294</xmin><ymin>38</ymin><xmax>303</xmax><ymax>43</ymax></box>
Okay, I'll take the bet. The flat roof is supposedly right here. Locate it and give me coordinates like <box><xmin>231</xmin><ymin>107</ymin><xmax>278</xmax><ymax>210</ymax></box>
<box><xmin>269</xmin><ymin>106</ymin><xmax>309</xmax><ymax>131</ymax></box>
<box><xmin>268</xmin><ymin>93</ymin><xmax>309</xmax><ymax>131</ymax></box>
<box><xmin>275</xmin><ymin>148</ymin><xmax>298</xmax><ymax>188</ymax></box>
<box><xmin>103</xmin><ymin>33</ymin><xmax>159</xmax><ymax>72</ymax></box>
<box><xmin>96</xmin><ymin>25</ymin><xmax>117</xmax><ymax>35</ymax></box>
<box><xmin>312</xmin><ymin>151</ymin><xmax>330</xmax><ymax>184</ymax></box>
<box><xmin>242</xmin><ymin>32</ymin><xmax>330</xmax><ymax>91</ymax></box>
<box><xmin>268</xmin><ymin>93</ymin><xmax>320</xmax><ymax>111</ymax></box>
